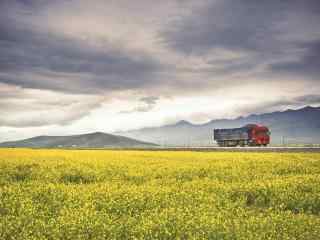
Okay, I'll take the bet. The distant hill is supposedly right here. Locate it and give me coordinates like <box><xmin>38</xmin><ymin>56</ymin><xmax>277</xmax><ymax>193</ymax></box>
<box><xmin>117</xmin><ymin>106</ymin><xmax>320</xmax><ymax>146</ymax></box>
<box><xmin>0</xmin><ymin>132</ymin><xmax>158</xmax><ymax>148</ymax></box>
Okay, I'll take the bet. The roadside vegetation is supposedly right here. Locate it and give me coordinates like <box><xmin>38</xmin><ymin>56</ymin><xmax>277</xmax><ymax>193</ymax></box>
<box><xmin>0</xmin><ymin>149</ymin><xmax>319</xmax><ymax>239</ymax></box>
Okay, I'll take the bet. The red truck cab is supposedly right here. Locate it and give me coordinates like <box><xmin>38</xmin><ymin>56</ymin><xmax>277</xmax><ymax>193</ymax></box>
<box><xmin>247</xmin><ymin>124</ymin><xmax>270</xmax><ymax>146</ymax></box>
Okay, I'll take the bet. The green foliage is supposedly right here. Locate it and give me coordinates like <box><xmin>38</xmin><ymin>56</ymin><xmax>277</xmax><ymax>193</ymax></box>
<box><xmin>0</xmin><ymin>149</ymin><xmax>320</xmax><ymax>239</ymax></box>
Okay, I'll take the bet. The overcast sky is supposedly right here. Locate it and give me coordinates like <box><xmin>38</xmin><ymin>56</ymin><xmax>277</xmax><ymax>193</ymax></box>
<box><xmin>0</xmin><ymin>0</ymin><xmax>320</xmax><ymax>141</ymax></box>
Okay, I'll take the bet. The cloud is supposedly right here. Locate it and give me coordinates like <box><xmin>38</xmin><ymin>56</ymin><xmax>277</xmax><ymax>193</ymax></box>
<box><xmin>140</xmin><ymin>96</ymin><xmax>159</xmax><ymax>105</ymax></box>
<box><xmin>269</xmin><ymin>40</ymin><xmax>320</xmax><ymax>77</ymax></box>
<box><xmin>1</xmin><ymin>0</ymin><xmax>319</xmax><ymax>97</ymax></box>
<box><xmin>0</xmin><ymin>15</ymin><xmax>165</xmax><ymax>94</ymax></box>
<box><xmin>295</xmin><ymin>94</ymin><xmax>320</xmax><ymax>104</ymax></box>
<box><xmin>163</xmin><ymin>0</ymin><xmax>320</xmax><ymax>78</ymax></box>
<box><xmin>237</xmin><ymin>94</ymin><xmax>320</xmax><ymax>117</ymax></box>
<box><xmin>119</xmin><ymin>96</ymin><xmax>159</xmax><ymax>114</ymax></box>
<box><xmin>0</xmin><ymin>84</ymin><xmax>103</xmax><ymax>127</ymax></box>
<box><xmin>0</xmin><ymin>0</ymin><xmax>320</xmax><ymax>131</ymax></box>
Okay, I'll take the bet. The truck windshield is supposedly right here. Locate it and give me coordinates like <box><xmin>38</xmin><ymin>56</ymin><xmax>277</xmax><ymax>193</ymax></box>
<box><xmin>256</xmin><ymin>130</ymin><xmax>269</xmax><ymax>135</ymax></box>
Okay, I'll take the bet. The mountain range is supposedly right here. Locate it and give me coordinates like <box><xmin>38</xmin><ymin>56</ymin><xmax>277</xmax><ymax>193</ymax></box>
<box><xmin>117</xmin><ymin>106</ymin><xmax>320</xmax><ymax>146</ymax></box>
<box><xmin>0</xmin><ymin>132</ymin><xmax>157</xmax><ymax>148</ymax></box>
<box><xmin>1</xmin><ymin>106</ymin><xmax>319</xmax><ymax>148</ymax></box>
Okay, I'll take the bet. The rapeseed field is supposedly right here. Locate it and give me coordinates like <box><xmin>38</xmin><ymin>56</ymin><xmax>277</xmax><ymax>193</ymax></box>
<box><xmin>0</xmin><ymin>148</ymin><xmax>319</xmax><ymax>239</ymax></box>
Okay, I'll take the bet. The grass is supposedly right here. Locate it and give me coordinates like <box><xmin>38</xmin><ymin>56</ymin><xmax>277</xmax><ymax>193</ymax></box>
<box><xmin>0</xmin><ymin>148</ymin><xmax>320</xmax><ymax>239</ymax></box>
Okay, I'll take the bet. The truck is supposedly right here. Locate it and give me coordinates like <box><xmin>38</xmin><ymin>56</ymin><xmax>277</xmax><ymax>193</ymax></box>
<box><xmin>214</xmin><ymin>124</ymin><xmax>270</xmax><ymax>147</ymax></box>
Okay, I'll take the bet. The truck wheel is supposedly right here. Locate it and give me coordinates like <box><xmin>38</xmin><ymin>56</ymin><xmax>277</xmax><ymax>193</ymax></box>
<box><xmin>217</xmin><ymin>142</ymin><xmax>224</xmax><ymax>147</ymax></box>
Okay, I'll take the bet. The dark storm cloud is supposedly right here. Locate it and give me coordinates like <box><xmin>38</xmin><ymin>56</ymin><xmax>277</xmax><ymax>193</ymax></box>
<box><xmin>165</xmin><ymin>0</ymin><xmax>283</xmax><ymax>53</ymax></box>
<box><xmin>0</xmin><ymin>2</ymin><xmax>166</xmax><ymax>94</ymax></box>
<box><xmin>0</xmin><ymin>34</ymin><xmax>163</xmax><ymax>94</ymax></box>
<box><xmin>1</xmin><ymin>0</ymin><xmax>319</xmax><ymax>95</ymax></box>
<box><xmin>163</xmin><ymin>0</ymin><xmax>320</xmax><ymax>77</ymax></box>
<box><xmin>270</xmin><ymin>41</ymin><xmax>320</xmax><ymax>77</ymax></box>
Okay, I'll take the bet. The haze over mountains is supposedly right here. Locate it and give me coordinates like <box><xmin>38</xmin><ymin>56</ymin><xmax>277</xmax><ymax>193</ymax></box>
<box><xmin>1</xmin><ymin>106</ymin><xmax>319</xmax><ymax>148</ymax></box>
<box><xmin>118</xmin><ymin>106</ymin><xmax>320</xmax><ymax>146</ymax></box>
<box><xmin>0</xmin><ymin>132</ymin><xmax>157</xmax><ymax>148</ymax></box>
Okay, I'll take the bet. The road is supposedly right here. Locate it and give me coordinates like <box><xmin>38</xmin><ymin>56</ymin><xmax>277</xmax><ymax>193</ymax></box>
<box><xmin>138</xmin><ymin>146</ymin><xmax>320</xmax><ymax>152</ymax></box>
<box><xmin>16</xmin><ymin>146</ymin><xmax>320</xmax><ymax>152</ymax></box>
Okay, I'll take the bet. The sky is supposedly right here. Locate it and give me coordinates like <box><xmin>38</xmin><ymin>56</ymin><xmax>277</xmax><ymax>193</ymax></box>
<box><xmin>0</xmin><ymin>0</ymin><xmax>320</xmax><ymax>141</ymax></box>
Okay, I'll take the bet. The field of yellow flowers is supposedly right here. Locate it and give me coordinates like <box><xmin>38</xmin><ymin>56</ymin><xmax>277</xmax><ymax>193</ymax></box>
<box><xmin>0</xmin><ymin>148</ymin><xmax>320</xmax><ymax>239</ymax></box>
